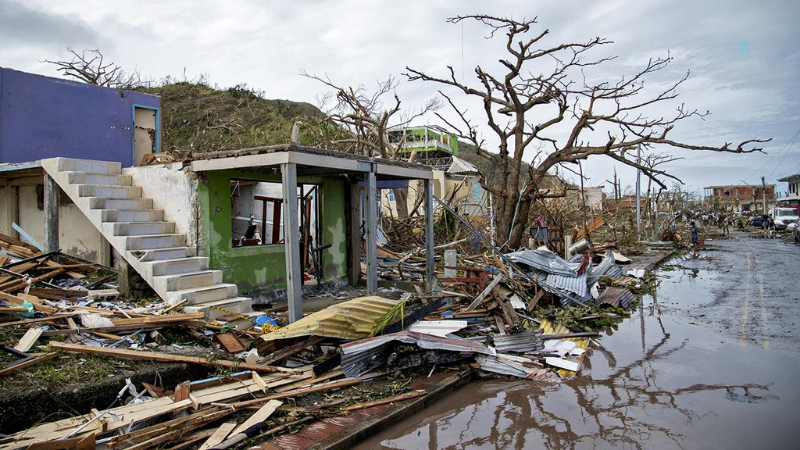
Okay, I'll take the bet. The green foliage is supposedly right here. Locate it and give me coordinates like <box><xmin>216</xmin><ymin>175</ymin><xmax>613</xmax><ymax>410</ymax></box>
<box><xmin>137</xmin><ymin>82</ymin><xmax>332</xmax><ymax>158</ymax></box>
<box><xmin>22</xmin><ymin>353</ymin><xmax>115</xmax><ymax>387</ymax></box>
<box><xmin>535</xmin><ymin>304</ymin><xmax>626</xmax><ymax>332</ymax></box>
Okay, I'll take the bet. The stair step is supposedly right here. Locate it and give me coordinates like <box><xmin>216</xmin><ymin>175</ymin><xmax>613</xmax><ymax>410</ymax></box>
<box><xmin>185</xmin><ymin>297</ymin><xmax>253</xmax><ymax>320</ymax></box>
<box><xmin>79</xmin><ymin>184</ymin><xmax>142</xmax><ymax>199</ymax></box>
<box><xmin>101</xmin><ymin>209</ymin><xmax>164</xmax><ymax>223</ymax></box>
<box><xmin>149</xmin><ymin>257</ymin><xmax>209</xmax><ymax>276</ymax></box>
<box><xmin>57</xmin><ymin>158</ymin><xmax>121</xmax><ymax>175</ymax></box>
<box><xmin>113</xmin><ymin>222</ymin><xmax>175</xmax><ymax>236</ymax></box>
<box><xmin>167</xmin><ymin>284</ymin><xmax>239</xmax><ymax>305</ymax></box>
<box><xmin>67</xmin><ymin>172</ymin><xmax>132</xmax><ymax>186</ymax></box>
<box><xmin>126</xmin><ymin>234</ymin><xmax>186</xmax><ymax>250</ymax></box>
<box><xmin>90</xmin><ymin>198</ymin><xmax>153</xmax><ymax>210</ymax></box>
<box><xmin>154</xmin><ymin>270</ymin><xmax>223</xmax><ymax>292</ymax></box>
<box><xmin>131</xmin><ymin>247</ymin><xmax>196</xmax><ymax>262</ymax></box>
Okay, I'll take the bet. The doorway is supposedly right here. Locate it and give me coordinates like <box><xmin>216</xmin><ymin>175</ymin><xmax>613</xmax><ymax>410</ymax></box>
<box><xmin>133</xmin><ymin>105</ymin><xmax>159</xmax><ymax>166</ymax></box>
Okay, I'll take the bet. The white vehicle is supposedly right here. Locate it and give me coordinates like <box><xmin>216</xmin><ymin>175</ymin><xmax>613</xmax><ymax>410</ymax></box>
<box><xmin>770</xmin><ymin>207</ymin><xmax>800</xmax><ymax>230</ymax></box>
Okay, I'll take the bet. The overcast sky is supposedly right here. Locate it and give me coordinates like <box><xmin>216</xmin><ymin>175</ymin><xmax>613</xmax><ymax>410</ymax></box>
<box><xmin>2</xmin><ymin>0</ymin><xmax>798</xmax><ymax>197</ymax></box>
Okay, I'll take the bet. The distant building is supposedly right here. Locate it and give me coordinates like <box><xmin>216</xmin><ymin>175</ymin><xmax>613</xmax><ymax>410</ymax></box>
<box><xmin>703</xmin><ymin>184</ymin><xmax>776</xmax><ymax>212</ymax></box>
<box><xmin>388</xmin><ymin>125</ymin><xmax>459</xmax><ymax>169</ymax></box>
<box><xmin>777</xmin><ymin>174</ymin><xmax>800</xmax><ymax>207</ymax></box>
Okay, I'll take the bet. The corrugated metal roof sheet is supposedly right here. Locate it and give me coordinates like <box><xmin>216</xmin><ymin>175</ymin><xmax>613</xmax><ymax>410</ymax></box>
<box><xmin>596</xmin><ymin>287</ymin><xmax>636</xmax><ymax>309</ymax></box>
<box><xmin>493</xmin><ymin>330</ymin><xmax>544</xmax><ymax>353</ymax></box>
<box><xmin>505</xmin><ymin>249</ymin><xmax>581</xmax><ymax>277</ymax></box>
<box><xmin>539</xmin><ymin>318</ymin><xmax>589</xmax><ymax>379</ymax></box>
<box><xmin>260</xmin><ymin>296</ymin><xmax>402</xmax><ymax>343</ymax></box>
<box><xmin>340</xmin><ymin>331</ymin><xmax>495</xmax><ymax>377</ymax></box>
<box><xmin>475</xmin><ymin>353</ymin><xmax>560</xmax><ymax>381</ymax></box>
<box><xmin>541</xmin><ymin>270</ymin><xmax>589</xmax><ymax>297</ymax></box>
<box><xmin>408</xmin><ymin>320</ymin><xmax>468</xmax><ymax>336</ymax></box>
<box><xmin>447</xmin><ymin>155</ymin><xmax>479</xmax><ymax>174</ymax></box>
<box><xmin>587</xmin><ymin>250</ymin><xmax>615</xmax><ymax>286</ymax></box>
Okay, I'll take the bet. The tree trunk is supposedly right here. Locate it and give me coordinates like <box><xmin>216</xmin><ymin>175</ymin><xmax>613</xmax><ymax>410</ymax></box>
<box><xmin>393</xmin><ymin>188</ymin><xmax>410</xmax><ymax>220</ymax></box>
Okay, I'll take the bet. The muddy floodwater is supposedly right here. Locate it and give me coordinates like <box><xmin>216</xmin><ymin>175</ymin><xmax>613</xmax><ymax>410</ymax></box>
<box><xmin>355</xmin><ymin>234</ymin><xmax>800</xmax><ymax>449</ymax></box>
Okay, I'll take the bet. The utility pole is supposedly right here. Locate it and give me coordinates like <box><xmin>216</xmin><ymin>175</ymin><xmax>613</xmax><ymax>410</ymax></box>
<box><xmin>636</xmin><ymin>146</ymin><xmax>641</xmax><ymax>240</ymax></box>
<box><xmin>761</xmin><ymin>176</ymin><xmax>767</xmax><ymax>214</ymax></box>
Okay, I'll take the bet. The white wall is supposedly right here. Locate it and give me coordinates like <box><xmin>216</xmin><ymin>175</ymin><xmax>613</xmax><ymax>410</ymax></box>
<box><xmin>14</xmin><ymin>183</ymin><xmax>111</xmax><ymax>264</ymax></box>
<box><xmin>124</xmin><ymin>162</ymin><xmax>197</xmax><ymax>247</ymax></box>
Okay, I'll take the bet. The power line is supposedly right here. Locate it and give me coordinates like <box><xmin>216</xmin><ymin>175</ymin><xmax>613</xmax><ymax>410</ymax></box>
<box><xmin>766</xmin><ymin>128</ymin><xmax>799</xmax><ymax>178</ymax></box>
<box><xmin>743</xmin><ymin>126</ymin><xmax>800</xmax><ymax>182</ymax></box>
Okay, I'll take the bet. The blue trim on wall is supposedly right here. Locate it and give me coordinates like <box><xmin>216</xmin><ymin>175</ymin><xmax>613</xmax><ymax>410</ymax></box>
<box><xmin>131</xmin><ymin>104</ymin><xmax>161</xmax><ymax>166</ymax></box>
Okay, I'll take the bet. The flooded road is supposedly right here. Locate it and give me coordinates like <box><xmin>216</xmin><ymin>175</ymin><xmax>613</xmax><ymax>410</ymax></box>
<box><xmin>355</xmin><ymin>233</ymin><xmax>800</xmax><ymax>449</ymax></box>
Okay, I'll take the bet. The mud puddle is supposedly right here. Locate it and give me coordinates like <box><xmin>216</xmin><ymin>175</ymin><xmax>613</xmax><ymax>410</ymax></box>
<box><xmin>355</xmin><ymin>238</ymin><xmax>800</xmax><ymax>449</ymax></box>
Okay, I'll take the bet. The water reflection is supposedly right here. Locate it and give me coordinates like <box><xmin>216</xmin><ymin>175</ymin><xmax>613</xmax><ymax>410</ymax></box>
<box><xmin>374</xmin><ymin>294</ymin><xmax>775</xmax><ymax>450</ymax></box>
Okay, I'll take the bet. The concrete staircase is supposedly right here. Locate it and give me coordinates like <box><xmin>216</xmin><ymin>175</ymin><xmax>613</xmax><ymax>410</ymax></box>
<box><xmin>41</xmin><ymin>157</ymin><xmax>251</xmax><ymax>319</ymax></box>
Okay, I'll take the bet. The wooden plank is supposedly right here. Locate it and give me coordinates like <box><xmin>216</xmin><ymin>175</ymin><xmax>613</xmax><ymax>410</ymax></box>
<box><xmin>198</xmin><ymin>422</ymin><xmax>237</xmax><ymax>450</ymax></box>
<box><xmin>273</xmin><ymin>369</ymin><xmax>342</xmax><ymax>393</ymax></box>
<box><xmin>0</xmin><ymin>307</ymin><xmax>28</xmax><ymax>314</ymax></box>
<box><xmin>231</xmin><ymin>377</ymin><xmax>362</xmax><ymax>408</ymax></box>
<box><xmin>106</xmin><ymin>408</ymin><xmax>231</xmax><ymax>449</ymax></box>
<box><xmin>0</xmin><ymin>291</ymin><xmax>58</xmax><ymax>314</ymax></box>
<box><xmin>0</xmin><ymin>352</ymin><xmax>57</xmax><ymax>377</ymax></box>
<box><xmin>343</xmin><ymin>390</ymin><xmax>427</xmax><ymax>411</ymax></box>
<box><xmin>48</xmin><ymin>342</ymin><xmax>300</xmax><ymax>374</ymax></box>
<box><xmin>174</xmin><ymin>381</ymin><xmax>190</xmax><ymax>402</ymax></box>
<box><xmin>14</xmin><ymin>327</ymin><xmax>43</xmax><ymax>352</ymax></box>
<box><xmin>192</xmin><ymin>384</ymin><xmax>263</xmax><ymax>406</ymax></box>
<box><xmin>75</xmin><ymin>432</ymin><xmax>95</xmax><ymax>450</ymax></box>
<box><xmin>261</xmin><ymin>335</ymin><xmax>323</xmax><ymax>365</ymax></box>
<box><xmin>231</xmin><ymin>400</ymin><xmax>282</xmax><ymax>435</ymax></box>
<box><xmin>215</xmin><ymin>332</ymin><xmax>246</xmax><ymax>354</ymax></box>
<box><xmin>252</xmin><ymin>371</ymin><xmax>268</xmax><ymax>393</ymax></box>
<box><xmin>0</xmin><ymin>312</ymin><xmax>84</xmax><ymax>329</ymax></box>
<box><xmin>527</xmin><ymin>289</ymin><xmax>545</xmax><ymax>313</ymax></box>
<box><xmin>111</xmin><ymin>312</ymin><xmax>205</xmax><ymax>326</ymax></box>
<box><xmin>466</xmin><ymin>273</ymin><xmax>503</xmax><ymax>311</ymax></box>
<box><xmin>113</xmin><ymin>408</ymin><xmax>228</xmax><ymax>450</ymax></box>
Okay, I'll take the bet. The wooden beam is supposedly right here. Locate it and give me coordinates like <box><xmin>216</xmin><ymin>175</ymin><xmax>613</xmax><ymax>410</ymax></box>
<box><xmin>48</xmin><ymin>342</ymin><xmax>300</xmax><ymax>374</ymax></box>
<box><xmin>466</xmin><ymin>273</ymin><xmax>503</xmax><ymax>311</ymax></box>
<box><xmin>0</xmin><ymin>352</ymin><xmax>57</xmax><ymax>377</ymax></box>
<box><xmin>231</xmin><ymin>377</ymin><xmax>362</xmax><ymax>408</ymax></box>
<box><xmin>198</xmin><ymin>422</ymin><xmax>237</xmax><ymax>450</ymax></box>
<box><xmin>343</xmin><ymin>389</ymin><xmax>427</xmax><ymax>412</ymax></box>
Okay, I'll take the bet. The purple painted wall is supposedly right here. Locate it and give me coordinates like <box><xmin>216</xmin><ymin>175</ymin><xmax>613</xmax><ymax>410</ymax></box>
<box><xmin>0</xmin><ymin>68</ymin><xmax>160</xmax><ymax>167</ymax></box>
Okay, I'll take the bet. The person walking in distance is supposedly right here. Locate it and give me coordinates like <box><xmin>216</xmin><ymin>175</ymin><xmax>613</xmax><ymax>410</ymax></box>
<box><xmin>690</xmin><ymin>221</ymin><xmax>699</xmax><ymax>247</ymax></box>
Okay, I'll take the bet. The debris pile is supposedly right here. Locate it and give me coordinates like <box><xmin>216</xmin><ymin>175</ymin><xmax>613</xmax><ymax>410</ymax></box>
<box><xmin>0</xmin><ymin>222</ymin><xmax>665</xmax><ymax>448</ymax></box>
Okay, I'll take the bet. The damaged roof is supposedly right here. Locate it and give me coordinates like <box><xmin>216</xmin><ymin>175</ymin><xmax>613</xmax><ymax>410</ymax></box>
<box><xmin>190</xmin><ymin>144</ymin><xmax>434</xmax><ymax>180</ymax></box>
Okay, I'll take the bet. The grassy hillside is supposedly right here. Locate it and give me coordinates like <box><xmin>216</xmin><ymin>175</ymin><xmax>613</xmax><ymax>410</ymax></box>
<box><xmin>138</xmin><ymin>82</ymin><xmax>328</xmax><ymax>158</ymax></box>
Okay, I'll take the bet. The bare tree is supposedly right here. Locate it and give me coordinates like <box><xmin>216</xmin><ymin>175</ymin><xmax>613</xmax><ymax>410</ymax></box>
<box><xmin>44</xmin><ymin>48</ymin><xmax>143</xmax><ymax>89</ymax></box>
<box><xmin>405</xmin><ymin>15</ymin><xmax>769</xmax><ymax>249</ymax></box>
<box><xmin>301</xmin><ymin>71</ymin><xmax>440</xmax><ymax>219</ymax></box>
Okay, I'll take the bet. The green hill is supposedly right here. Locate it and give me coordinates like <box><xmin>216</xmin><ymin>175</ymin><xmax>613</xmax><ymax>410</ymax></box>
<box><xmin>138</xmin><ymin>82</ymin><xmax>328</xmax><ymax>157</ymax></box>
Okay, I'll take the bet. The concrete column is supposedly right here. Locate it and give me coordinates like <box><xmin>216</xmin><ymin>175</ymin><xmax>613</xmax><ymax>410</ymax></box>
<box><xmin>424</xmin><ymin>179</ymin><xmax>435</xmax><ymax>290</ymax></box>
<box><xmin>282</xmin><ymin>163</ymin><xmax>303</xmax><ymax>323</ymax></box>
<box><xmin>364</xmin><ymin>168</ymin><xmax>378</xmax><ymax>294</ymax></box>
<box><xmin>347</xmin><ymin>180</ymin><xmax>362</xmax><ymax>286</ymax></box>
<box><xmin>43</xmin><ymin>174</ymin><xmax>59</xmax><ymax>253</ymax></box>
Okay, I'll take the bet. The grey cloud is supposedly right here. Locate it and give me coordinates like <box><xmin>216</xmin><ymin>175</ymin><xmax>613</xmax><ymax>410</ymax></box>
<box><xmin>0</xmin><ymin>0</ymin><xmax>97</xmax><ymax>46</ymax></box>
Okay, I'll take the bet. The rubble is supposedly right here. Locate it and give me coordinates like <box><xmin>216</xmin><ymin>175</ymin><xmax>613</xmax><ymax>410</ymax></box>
<box><xmin>0</xmin><ymin>214</ymin><xmax>671</xmax><ymax>449</ymax></box>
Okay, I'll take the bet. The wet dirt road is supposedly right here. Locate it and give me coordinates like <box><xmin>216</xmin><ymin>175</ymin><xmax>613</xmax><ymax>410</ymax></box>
<box><xmin>355</xmin><ymin>233</ymin><xmax>800</xmax><ymax>449</ymax></box>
